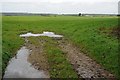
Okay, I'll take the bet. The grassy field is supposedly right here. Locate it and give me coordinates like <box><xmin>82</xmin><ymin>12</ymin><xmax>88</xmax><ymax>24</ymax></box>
<box><xmin>0</xmin><ymin>15</ymin><xmax>2</xmax><ymax>78</ymax></box>
<box><xmin>2</xmin><ymin>16</ymin><xmax>119</xmax><ymax>77</ymax></box>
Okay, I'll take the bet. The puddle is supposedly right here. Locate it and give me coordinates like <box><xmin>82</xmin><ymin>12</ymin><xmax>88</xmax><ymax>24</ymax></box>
<box><xmin>3</xmin><ymin>47</ymin><xmax>49</xmax><ymax>78</ymax></box>
<box><xmin>3</xmin><ymin>31</ymin><xmax>62</xmax><ymax>78</ymax></box>
<box><xmin>20</xmin><ymin>31</ymin><xmax>63</xmax><ymax>38</ymax></box>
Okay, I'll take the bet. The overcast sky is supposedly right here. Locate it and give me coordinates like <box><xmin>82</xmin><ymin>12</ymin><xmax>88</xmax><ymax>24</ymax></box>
<box><xmin>0</xmin><ymin>0</ymin><xmax>119</xmax><ymax>14</ymax></box>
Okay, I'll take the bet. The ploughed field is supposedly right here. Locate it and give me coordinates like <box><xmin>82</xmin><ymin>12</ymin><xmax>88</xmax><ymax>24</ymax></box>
<box><xmin>2</xmin><ymin>16</ymin><xmax>119</xmax><ymax>78</ymax></box>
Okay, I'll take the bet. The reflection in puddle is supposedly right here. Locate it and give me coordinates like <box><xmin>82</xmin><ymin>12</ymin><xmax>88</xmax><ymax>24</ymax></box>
<box><xmin>20</xmin><ymin>31</ymin><xmax>63</xmax><ymax>38</ymax></box>
<box><xmin>4</xmin><ymin>31</ymin><xmax>62</xmax><ymax>78</ymax></box>
<box><xmin>4</xmin><ymin>47</ymin><xmax>48</xmax><ymax>78</ymax></box>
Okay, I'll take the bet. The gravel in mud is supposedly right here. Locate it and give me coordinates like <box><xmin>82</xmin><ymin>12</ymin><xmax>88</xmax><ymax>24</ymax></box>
<box><xmin>57</xmin><ymin>39</ymin><xmax>115</xmax><ymax>78</ymax></box>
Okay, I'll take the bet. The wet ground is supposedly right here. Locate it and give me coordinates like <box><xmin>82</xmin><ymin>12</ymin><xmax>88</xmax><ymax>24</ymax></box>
<box><xmin>3</xmin><ymin>31</ymin><xmax>115</xmax><ymax>79</ymax></box>
<box><xmin>3</xmin><ymin>47</ymin><xmax>49</xmax><ymax>78</ymax></box>
<box><xmin>3</xmin><ymin>31</ymin><xmax>62</xmax><ymax>78</ymax></box>
<box><xmin>58</xmin><ymin>39</ymin><xmax>115</xmax><ymax>78</ymax></box>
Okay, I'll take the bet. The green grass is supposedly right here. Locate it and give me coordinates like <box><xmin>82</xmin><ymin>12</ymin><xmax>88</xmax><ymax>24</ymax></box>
<box><xmin>44</xmin><ymin>38</ymin><xmax>78</xmax><ymax>78</ymax></box>
<box><xmin>46</xmin><ymin>48</ymin><xmax>78</xmax><ymax>78</ymax></box>
<box><xmin>0</xmin><ymin>15</ymin><xmax>2</xmax><ymax>78</ymax></box>
<box><xmin>2</xmin><ymin>16</ymin><xmax>119</xmax><ymax>77</ymax></box>
<box><xmin>28</xmin><ymin>37</ymin><xmax>78</xmax><ymax>78</ymax></box>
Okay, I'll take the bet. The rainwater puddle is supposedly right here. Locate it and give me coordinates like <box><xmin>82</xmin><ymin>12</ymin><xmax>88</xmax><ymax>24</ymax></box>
<box><xmin>4</xmin><ymin>47</ymin><xmax>48</xmax><ymax>78</ymax></box>
<box><xmin>4</xmin><ymin>31</ymin><xmax>63</xmax><ymax>78</ymax></box>
<box><xmin>20</xmin><ymin>31</ymin><xmax>63</xmax><ymax>38</ymax></box>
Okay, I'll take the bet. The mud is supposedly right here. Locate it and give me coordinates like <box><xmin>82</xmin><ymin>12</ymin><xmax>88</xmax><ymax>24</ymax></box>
<box><xmin>57</xmin><ymin>39</ymin><xmax>115</xmax><ymax>78</ymax></box>
<box><xmin>4</xmin><ymin>31</ymin><xmax>115</xmax><ymax>78</ymax></box>
<box><xmin>3</xmin><ymin>46</ymin><xmax>49</xmax><ymax>78</ymax></box>
<box><xmin>26</xmin><ymin>38</ymin><xmax>49</xmax><ymax>76</ymax></box>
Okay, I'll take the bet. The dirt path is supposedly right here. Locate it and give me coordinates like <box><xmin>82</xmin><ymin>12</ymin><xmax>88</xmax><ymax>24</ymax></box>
<box><xmin>24</xmin><ymin>36</ymin><xmax>115</xmax><ymax>79</ymax></box>
<box><xmin>57</xmin><ymin>39</ymin><xmax>115</xmax><ymax>78</ymax></box>
<box><xmin>24</xmin><ymin>38</ymin><xmax>50</xmax><ymax>78</ymax></box>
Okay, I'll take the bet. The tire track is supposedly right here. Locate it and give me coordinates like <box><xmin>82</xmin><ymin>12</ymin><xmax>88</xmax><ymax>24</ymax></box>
<box><xmin>57</xmin><ymin>39</ymin><xmax>115</xmax><ymax>79</ymax></box>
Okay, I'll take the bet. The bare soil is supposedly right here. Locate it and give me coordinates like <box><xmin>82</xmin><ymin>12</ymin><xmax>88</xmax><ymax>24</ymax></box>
<box><xmin>57</xmin><ymin>39</ymin><xmax>115</xmax><ymax>78</ymax></box>
<box><xmin>111</xmin><ymin>27</ymin><xmax>120</xmax><ymax>38</ymax></box>
<box><xmin>24</xmin><ymin>38</ymin><xmax>50</xmax><ymax>78</ymax></box>
<box><xmin>99</xmin><ymin>27</ymin><xmax>120</xmax><ymax>38</ymax></box>
<box><xmin>24</xmin><ymin>37</ymin><xmax>115</xmax><ymax>78</ymax></box>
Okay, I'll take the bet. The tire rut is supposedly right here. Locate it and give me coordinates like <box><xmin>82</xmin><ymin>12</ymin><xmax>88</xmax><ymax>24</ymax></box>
<box><xmin>57</xmin><ymin>39</ymin><xmax>115</xmax><ymax>78</ymax></box>
<box><xmin>25</xmin><ymin>37</ymin><xmax>50</xmax><ymax>78</ymax></box>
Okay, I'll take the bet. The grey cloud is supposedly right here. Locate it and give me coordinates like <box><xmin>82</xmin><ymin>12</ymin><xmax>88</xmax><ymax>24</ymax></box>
<box><xmin>1</xmin><ymin>2</ymin><xmax>118</xmax><ymax>14</ymax></box>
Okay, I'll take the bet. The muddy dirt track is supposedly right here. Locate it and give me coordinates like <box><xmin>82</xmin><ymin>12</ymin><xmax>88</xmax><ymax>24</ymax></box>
<box><xmin>58</xmin><ymin>39</ymin><xmax>114</xmax><ymax>78</ymax></box>
<box><xmin>26</xmin><ymin>38</ymin><xmax>50</xmax><ymax>78</ymax></box>
<box><xmin>25</xmin><ymin>37</ymin><xmax>115</xmax><ymax>79</ymax></box>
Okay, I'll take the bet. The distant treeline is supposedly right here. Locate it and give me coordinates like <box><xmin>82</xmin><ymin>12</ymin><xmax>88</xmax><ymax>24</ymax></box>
<box><xmin>2</xmin><ymin>13</ymin><xmax>57</xmax><ymax>16</ymax></box>
<box><xmin>1</xmin><ymin>12</ymin><xmax>118</xmax><ymax>16</ymax></box>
